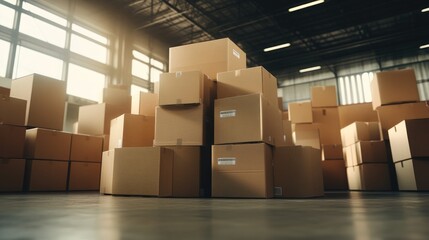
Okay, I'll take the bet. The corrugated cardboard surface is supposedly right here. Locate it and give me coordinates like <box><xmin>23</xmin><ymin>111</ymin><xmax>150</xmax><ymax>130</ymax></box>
<box><xmin>109</xmin><ymin>114</ymin><xmax>155</xmax><ymax>150</ymax></box>
<box><xmin>212</xmin><ymin>143</ymin><xmax>273</xmax><ymax>198</ymax></box>
<box><xmin>217</xmin><ymin>66</ymin><xmax>278</xmax><ymax>107</ymax></box>
<box><xmin>0</xmin><ymin>95</ymin><xmax>26</xmax><ymax>126</ymax></box>
<box><xmin>388</xmin><ymin>119</ymin><xmax>429</xmax><ymax>162</ymax></box>
<box><xmin>68</xmin><ymin>162</ymin><xmax>101</xmax><ymax>191</ymax></box>
<box><xmin>0</xmin><ymin>159</ymin><xmax>25</xmax><ymax>192</ymax></box>
<box><xmin>311</xmin><ymin>86</ymin><xmax>338</xmax><ymax>107</ymax></box>
<box><xmin>371</xmin><ymin>69</ymin><xmax>420</xmax><ymax>110</ymax></box>
<box><xmin>0</xmin><ymin>124</ymin><xmax>25</xmax><ymax>158</ymax></box>
<box><xmin>131</xmin><ymin>92</ymin><xmax>158</xmax><ymax>117</ymax></box>
<box><xmin>25</xmin><ymin>159</ymin><xmax>68</xmax><ymax>191</ymax></box>
<box><xmin>0</xmin><ymin>86</ymin><xmax>10</xmax><ymax>96</ymax></box>
<box><xmin>338</xmin><ymin>103</ymin><xmax>378</xmax><ymax>129</ymax></box>
<box><xmin>278</xmin><ymin>120</ymin><xmax>294</xmax><ymax>147</ymax></box>
<box><xmin>340</xmin><ymin>122</ymin><xmax>380</xmax><ymax>147</ymax></box>
<box><xmin>322</xmin><ymin>159</ymin><xmax>348</xmax><ymax>190</ymax></box>
<box><xmin>274</xmin><ymin>146</ymin><xmax>324</xmax><ymax>198</ymax></box>
<box><xmin>312</xmin><ymin>107</ymin><xmax>341</xmax><ymax>145</ymax></box>
<box><xmin>288</xmin><ymin>101</ymin><xmax>313</xmax><ymax>123</ymax></box>
<box><xmin>355</xmin><ymin>141</ymin><xmax>387</xmax><ymax>164</ymax></box>
<box><xmin>169</xmin><ymin>38</ymin><xmax>246</xmax><ymax>80</ymax></box>
<box><xmin>322</xmin><ymin>144</ymin><xmax>343</xmax><ymax>160</ymax></box>
<box><xmin>347</xmin><ymin>163</ymin><xmax>392</xmax><ymax>191</ymax></box>
<box><xmin>343</xmin><ymin>144</ymin><xmax>357</xmax><ymax>167</ymax></box>
<box><xmin>395</xmin><ymin>159</ymin><xmax>429</xmax><ymax>191</ymax></box>
<box><xmin>24</xmin><ymin>128</ymin><xmax>71</xmax><ymax>161</ymax></box>
<box><xmin>102</xmin><ymin>87</ymin><xmax>131</xmax><ymax>110</ymax></box>
<box><xmin>70</xmin><ymin>134</ymin><xmax>103</xmax><ymax>162</ymax></box>
<box><xmin>78</xmin><ymin>103</ymin><xmax>128</xmax><ymax>135</ymax></box>
<box><xmin>292</xmin><ymin>123</ymin><xmax>320</xmax><ymax>149</ymax></box>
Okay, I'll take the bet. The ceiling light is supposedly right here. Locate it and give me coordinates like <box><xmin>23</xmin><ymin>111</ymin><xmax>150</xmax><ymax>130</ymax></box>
<box><xmin>299</xmin><ymin>66</ymin><xmax>321</xmax><ymax>73</ymax></box>
<box><xmin>289</xmin><ymin>0</ymin><xmax>325</xmax><ymax>12</ymax></box>
<box><xmin>264</xmin><ymin>43</ymin><xmax>291</xmax><ymax>52</ymax></box>
<box><xmin>420</xmin><ymin>44</ymin><xmax>429</xmax><ymax>49</ymax></box>
<box><xmin>422</xmin><ymin>8</ymin><xmax>429</xmax><ymax>13</ymax></box>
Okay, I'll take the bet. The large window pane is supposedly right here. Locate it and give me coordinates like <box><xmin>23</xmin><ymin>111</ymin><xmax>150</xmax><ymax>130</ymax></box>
<box><xmin>70</xmin><ymin>34</ymin><xmax>107</xmax><ymax>63</ymax></box>
<box><xmin>151</xmin><ymin>58</ymin><xmax>164</xmax><ymax>70</ymax></box>
<box><xmin>4</xmin><ymin>0</ymin><xmax>17</xmax><ymax>5</ymax></box>
<box><xmin>0</xmin><ymin>4</ymin><xmax>15</xmax><ymax>29</ymax></box>
<box><xmin>150</xmin><ymin>67</ymin><xmax>162</xmax><ymax>83</ymax></box>
<box><xmin>13</xmin><ymin>46</ymin><xmax>63</xmax><ymax>79</ymax></box>
<box><xmin>22</xmin><ymin>2</ymin><xmax>67</xmax><ymax>26</ymax></box>
<box><xmin>20</xmin><ymin>13</ymin><xmax>66</xmax><ymax>48</ymax></box>
<box><xmin>132</xmin><ymin>60</ymin><xmax>149</xmax><ymax>80</ymax></box>
<box><xmin>131</xmin><ymin>84</ymin><xmax>148</xmax><ymax>96</ymax></box>
<box><xmin>133</xmin><ymin>50</ymin><xmax>149</xmax><ymax>63</ymax></box>
<box><xmin>67</xmin><ymin>64</ymin><xmax>105</xmax><ymax>102</ymax></box>
<box><xmin>0</xmin><ymin>39</ymin><xmax>10</xmax><ymax>77</ymax></box>
<box><xmin>72</xmin><ymin>24</ymin><xmax>107</xmax><ymax>45</ymax></box>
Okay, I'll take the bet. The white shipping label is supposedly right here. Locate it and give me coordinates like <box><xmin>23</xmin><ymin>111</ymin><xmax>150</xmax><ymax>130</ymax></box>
<box><xmin>232</xmin><ymin>49</ymin><xmax>240</xmax><ymax>59</ymax></box>
<box><xmin>220</xmin><ymin>110</ymin><xmax>236</xmax><ymax>118</ymax></box>
<box><xmin>274</xmin><ymin>187</ymin><xmax>283</xmax><ymax>196</ymax></box>
<box><xmin>217</xmin><ymin>157</ymin><xmax>236</xmax><ymax>166</ymax></box>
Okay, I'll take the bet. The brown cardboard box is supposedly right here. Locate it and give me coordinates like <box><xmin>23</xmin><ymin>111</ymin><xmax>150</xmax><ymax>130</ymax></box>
<box><xmin>343</xmin><ymin>144</ymin><xmax>357</xmax><ymax>167</ymax></box>
<box><xmin>154</xmin><ymin>105</ymin><xmax>207</xmax><ymax>146</ymax></box>
<box><xmin>376</xmin><ymin>102</ymin><xmax>429</xmax><ymax>140</ymax></box>
<box><xmin>322</xmin><ymin>144</ymin><xmax>343</xmax><ymax>160</ymax></box>
<box><xmin>217</xmin><ymin>66</ymin><xmax>278</xmax><ymax>106</ymax></box>
<box><xmin>312</xmin><ymin>107</ymin><xmax>342</xmax><ymax>145</ymax></box>
<box><xmin>10</xmin><ymin>74</ymin><xmax>66</xmax><ymax>130</ymax></box>
<box><xmin>273</xmin><ymin>146</ymin><xmax>324</xmax><ymax>198</ymax></box>
<box><xmin>281</xmin><ymin>120</ymin><xmax>294</xmax><ymax>146</ymax></box>
<box><xmin>159</xmin><ymin>71</ymin><xmax>212</xmax><ymax>106</ymax></box>
<box><xmin>354</xmin><ymin>141</ymin><xmax>388</xmax><ymax>164</ymax></box>
<box><xmin>388</xmin><ymin>119</ymin><xmax>429</xmax><ymax>162</ymax></box>
<box><xmin>340</xmin><ymin>122</ymin><xmax>380</xmax><ymax>147</ymax></box>
<box><xmin>214</xmin><ymin>93</ymin><xmax>283</xmax><ymax>146</ymax></box>
<box><xmin>0</xmin><ymin>95</ymin><xmax>26</xmax><ymax>126</ymax></box>
<box><xmin>68</xmin><ymin>162</ymin><xmax>101</xmax><ymax>191</ymax></box>
<box><xmin>100</xmin><ymin>147</ymin><xmax>173</xmax><ymax>196</ymax></box>
<box><xmin>338</xmin><ymin>103</ymin><xmax>378</xmax><ymax>129</ymax></box>
<box><xmin>131</xmin><ymin>92</ymin><xmax>158</xmax><ymax>117</ymax></box>
<box><xmin>70</xmin><ymin>134</ymin><xmax>103</xmax><ymax>162</ymax></box>
<box><xmin>346</xmin><ymin>164</ymin><xmax>392</xmax><ymax>191</ymax></box>
<box><xmin>212</xmin><ymin>143</ymin><xmax>273</xmax><ymax>198</ymax></box>
<box><xmin>78</xmin><ymin>103</ymin><xmax>127</xmax><ymax>135</ymax></box>
<box><xmin>25</xmin><ymin>159</ymin><xmax>68</xmax><ymax>191</ymax></box>
<box><xmin>278</xmin><ymin>97</ymin><xmax>283</xmax><ymax>111</ymax></box>
<box><xmin>109</xmin><ymin>114</ymin><xmax>155</xmax><ymax>150</ymax></box>
<box><xmin>102</xmin><ymin>135</ymin><xmax>109</xmax><ymax>152</ymax></box>
<box><xmin>292</xmin><ymin>124</ymin><xmax>320</xmax><ymax>149</ymax></box>
<box><xmin>0</xmin><ymin>124</ymin><xmax>25</xmax><ymax>158</ymax></box>
<box><xmin>371</xmin><ymin>69</ymin><xmax>420</xmax><ymax>110</ymax></box>
<box><xmin>311</xmin><ymin>86</ymin><xmax>338</xmax><ymax>107</ymax></box>
<box><xmin>282</xmin><ymin>111</ymin><xmax>289</xmax><ymax>120</ymax></box>
<box><xmin>395</xmin><ymin>159</ymin><xmax>429</xmax><ymax>191</ymax></box>
<box><xmin>25</xmin><ymin>128</ymin><xmax>72</xmax><ymax>161</ymax></box>
<box><xmin>169</xmin><ymin>38</ymin><xmax>246</xmax><ymax>80</ymax></box>
<box><xmin>0</xmin><ymin>159</ymin><xmax>25</xmax><ymax>192</ymax></box>
<box><xmin>322</xmin><ymin>159</ymin><xmax>348</xmax><ymax>190</ymax></box>
<box><xmin>288</xmin><ymin>101</ymin><xmax>313</xmax><ymax>123</ymax></box>
<box><xmin>0</xmin><ymin>87</ymin><xmax>10</xmax><ymax>96</ymax></box>
<box><xmin>102</xmin><ymin>87</ymin><xmax>131</xmax><ymax>111</ymax></box>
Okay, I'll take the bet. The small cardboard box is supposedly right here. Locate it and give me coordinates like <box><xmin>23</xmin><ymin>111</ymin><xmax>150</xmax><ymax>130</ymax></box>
<box><xmin>169</xmin><ymin>38</ymin><xmax>246</xmax><ymax>80</ymax></box>
<box><xmin>131</xmin><ymin>92</ymin><xmax>158</xmax><ymax>117</ymax></box>
<box><xmin>102</xmin><ymin>87</ymin><xmax>131</xmax><ymax>111</ymax></box>
<box><xmin>68</xmin><ymin>162</ymin><xmax>101</xmax><ymax>191</ymax></box>
<box><xmin>25</xmin><ymin>128</ymin><xmax>71</xmax><ymax>161</ymax></box>
<box><xmin>338</xmin><ymin>103</ymin><xmax>378</xmax><ymax>129</ymax></box>
<box><xmin>322</xmin><ymin>144</ymin><xmax>343</xmax><ymax>160</ymax></box>
<box><xmin>100</xmin><ymin>147</ymin><xmax>173</xmax><ymax>196</ymax></box>
<box><xmin>371</xmin><ymin>69</ymin><xmax>420</xmax><ymax>110</ymax></box>
<box><xmin>70</xmin><ymin>134</ymin><xmax>103</xmax><ymax>162</ymax></box>
<box><xmin>78</xmin><ymin>103</ymin><xmax>128</xmax><ymax>135</ymax></box>
<box><xmin>0</xmin><ymin>124</ymin><xmax>25</xmax><ymax>158</ymax></box>
<box><xmin>25</xmin><ymin>159</ymin><xmax>68</xmax><ymax>191</ymax></box>
<box><xmin>311</xmin><ymin>86</ymin><xmax>338</xmax><ymax>107</ymax></box>
<box><xmin>346</xmin><ymin>163</ymin><xmax>392</xmax><ymax>191</ymax></box>
<box><xmin>0</xmin><ymin>87</ymin><xmax>10</xmax><ymax>96</ymax></box>
<box><xmin>340</xmin><ymin>122</ymin><xmax>380</xmax><ymax>147</ymax></box>
<box><xmin>322</xmin><ymin>159</ymin><xmax>348</xmax><ymax>190</ymax></box>
<box><xmin>388</xmin><ymin>119</ymin><xmax>429</xmax><ymax>162</ymax></box>
<box><xmin>312</xmin><ymin>107</ymin><xmax>342</xmax><ymax>145</ymax></box>
<box><xmin>10</xmin><ymin>74</ymin><xmax>66</xmax><ymax>130</ymax></box>
<box><xmin>212</xmin><ymin>143</ymin><xmax>273</xmax><ymax>198</ymax></box>
<box><xmin>0</xmin><ymin>95</ymin><xmax>26</xmax><ymax>126</ymax></box>
<box><xmin>292</xmin><ymin>123</ymin><xmax>321</xmax><ymax>149</ymax></box>
<box><xmin>354</xmin><ymin>141</ymin><xmax>388</xmax><ymax>165</ymax></box>
<box><xmin>217</xmin><ymin>66</ymin><xmax>278</xmax><ymax>106</ymax></box>
<box><xmin>395</xmin><ymin>159</ymin><xmax>429</xmax><ymax>191</ymax></box>
<box><xmin>0</xmin><ymin>159</ymin><xmax>25</xmax><ymax>192</ymax></box>
<box><xmin>288</xmin><ymin>101</ymin><xmax>313</xmax><ymax>124</ymax></box>
<box><xmin>109</xmin><ymin>114</ymin><xmax>155</xmax><ymax>150</ymax></box>
<box><xmin>274</xmin><ymin>146</ymin><xmax>324</xmax><ymax>198</ymax></box>
<box><xmin>279</xmin><ymin>120</ymin><xmax>294</xmax><ymax>147</ymax></box>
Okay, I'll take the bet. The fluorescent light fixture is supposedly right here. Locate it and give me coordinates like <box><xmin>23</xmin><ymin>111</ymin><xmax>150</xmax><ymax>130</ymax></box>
<box><xmin>422</xmin><ymin>7</ymin><xmax>429</xmax><ymax>12</ymax></box>
<box><xmin>264</xmin><ymin>43</ymin><xmax>291</xmax><ymax>52</ymax></box>
<box><xmin>299</xmin><ymin>66</ymin><xmax>321</xmax><ymax>73</ymax></box>
<box><xmin>289</xmin><ymin>0</ymin><xmax>325</xmax><ymax>12</ymax></box>
<box><xmin>420</xmin><ymin>44</ymin><xmax>429</xmax><ymax>49</ymax></box>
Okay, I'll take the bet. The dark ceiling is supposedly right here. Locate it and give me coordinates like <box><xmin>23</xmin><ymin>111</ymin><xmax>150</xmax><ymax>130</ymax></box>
<box><xmin>109</xmin><ymin>0</ymin><xmax>429</xmax><ymax>79</ymax></box>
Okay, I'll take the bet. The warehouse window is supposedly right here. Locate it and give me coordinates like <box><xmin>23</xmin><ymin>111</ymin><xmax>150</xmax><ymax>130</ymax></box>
<box><xmin>67</xmin><ymin>63</ymin><xmax>106</xmax><ymax>102</ymax></box>
<box><xmin>70</xmin><ymin>24</ymin><xmax>108</xmax><ymax>64</ymax></box>
<box><xmin>4</xmin><ymin>0</ymin><xmax>17</xmax><ymax>5</ymax></box>
<box><xmin>131</xmin><ymin>84</ymin><xmax>149</xmax><ymax>96</ymax></box>
<box><xmin>0</xmin><ymin>39</ymin><xmax>10</xmax><ymax>77</ymax></box>
<box><xmin>150</xmin><ymin>67</ymin><xmax>162</xmax><ymax>83</ymax></box>
<box><xmin>338</xmin><ymin>72</ymin><xmax>373</xmax><ymax>105</ymax></box>
<box><xmin>132</xmin><ymin>49</ymin><xmax>165</xmax><ymax>90</ymax></box>
<box><xmin>132</xmin><ymin>58</ymin><xmax>149</xmax><ymax>80</ymax></box>
<box><xmin>19</xmin><ymin>13</ymin><xmax>66</xmax><ymax>48</ymax></box>
<box><xmin>0</xmin><ymin>3</ymin><xmax>15</xmax><ymax>29</ymax></box>
<box><xmin>22</xmin><ymin>2</ymin><xmax>67</xmax><ymax>26</ymax></box>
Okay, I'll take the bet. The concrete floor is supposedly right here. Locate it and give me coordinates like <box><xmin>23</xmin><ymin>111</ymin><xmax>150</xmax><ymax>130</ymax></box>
<box><xmin>0</xmin><ymin>192</ymin><xmax>428</xmax><ymax>239</ymax></box>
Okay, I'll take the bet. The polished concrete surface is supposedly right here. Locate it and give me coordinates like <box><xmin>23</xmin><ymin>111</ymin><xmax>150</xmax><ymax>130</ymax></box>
<box><xmin>0</xmin><ymin>192</ymin><xmax>429</xmax><ymax>239</ymax></box>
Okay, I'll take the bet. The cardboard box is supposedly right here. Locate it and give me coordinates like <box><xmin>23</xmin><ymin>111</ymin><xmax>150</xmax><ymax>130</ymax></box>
<box><xmin>78</xmin><ymin>103</ymin><xmax>127</xmax><ymax>135</ymax></box>
<box><xmin>346</xmin><ymin>164</ymin><xmax>392</xmax><ymax>191</ymax></box>
<box><xmin>338</xmin><ymin>103</ymin><xmax>378</xmax><ymax>129</ymax></box>
<box><xmin>0</xmin><ymin>86</ymin><xmax>10</xmax><ymax>96</ymax></box>
<box><xmin>376</xmin><ymin>101</ymin><xmax>429</xmax><ymax>140</ymax></box>
<box><xmin>0</xmin><ymin>124</ymin><xmax>25</xmax><ymax>158</ymax></box>
<box><xmin>25</xmin><ymin>128</ymin><xmax>72</xmax><ymax>161</ymax></box>
<box><xmin>0</xmin><ymin>95</ymin><xmax>26</xmax><ymax>126</ymax></box>
<box><xmin>154</xmin><ymin>105</ymin><xmax>207</xmax><ymax>146</ymax></box>
<box><xmin>159</xmin><ymin>71</ymin><xmax>212</xmax><ymax>106</ymax></box>
<box><xmin>217</xmin><ymin>66</ymin><xmax>278</xmax><ymax>106</ymax></box>
<box><xmin>288</xmin><ymin>101</ymin><xmax>312</xmax><ymax>123</ymax></box>
<box><xmin>388</xmin><ymin>119</ymin><xmax>429</xmax><ymax>162</ymax></box>
<box><xmin>280</xmin><ymin>120</ymin><xmax>294</xmax><ymax>146</ymax></box>
<box><xmin>311</xmin><ymin>86</ymin><xmax>338</xmax><ymax>107</ymax></box>
<box><xmin>282</xmin><ymin>111</ymin><xmax>288</xmax><ymax>120</ymax></box>
<box><xmin>68</xmin><ymin>162</ymin><xmax>101</xmax><ymax>191</ymax></box>
<box><xmin>343</xmin><ymin>144</ymin><xmax>357</xmax><ymax>167</ymax></box>
<box><xmin>354</xmin><ymin>141</ymin><xmax>388</xmax><ymax>164</ymax></box>
<box><xmin>371</xmin><ymin>69</ymin><xmax>420</xmax><ymax>110</ymax></box>
<box><xmin>102</xmin><ymin>135</ymin><xmax>109</xmax><ymax>152</ymax></box>
<box><xmin>212</xmin><ymin>143</ymin><xmax>273</xmax><ymax>198</ymax></box>
<box><xmin>0</xmin><ymin>159</ymin><xmax>25</xmax><ymax>192</ymax></box>
<box><xmin>395</xmin><ymin>159</ymin><xmax>429</xmax><ymax>191</ymax></box>
<box><xmin>312</xmin><ymin>107</ymin><xmax>342</xmax><ymax>145</ymax></box>
<box><xmin>214</xmin><ymin>93</ymin><xmax>283</xmax><ymax>146</ymax></box>
<box><xmin>109</xmin><ymin>114</ymin><xmax>155</xmax><ymax>150</ymax></box>
<box><xmin>278</xmin><ymin>97</ymin><xmax>283</xmax><ymax>111</ymax></box>
<box><xmin>340</xmin><ymin>122</ymin><xmax>380</xmax><ymax>147</ymax></box>
<box><xmin>100</xmin><ymin>147</ymin><xmax>173</xmax><ymax>196</ymax></box>
<box><xmin>131</xmin><ymin>92</ymin><xmax>158</xmax><ymax>117</ymax></box>
<box><xmin>10</xmin><ymin>74</ymin><xmax>66</xmax><ymax>130</ymax></box>
<box><xmin>273</xmin><ymin>146</ymin><xmax>324</xmax><ymax>198</ymax></box>
<box><xmin>25</xmin><ymin>159</ymin><xmax>68</xmax><ymax>191</ymax></box>
<box><xmin>102</xmin><ymin>87</ymin><xmax>131</xmax><ymax>111</ymax></box>
<box><xmin>292</xmin><ymin>124</ymin><xmax>320</xmax><ymax>149</ymax></box>
<box><xmin>169</xmin><ymin>38</ymin><xmax>246</xmax><ymax>80</ymax></box>
<box><xmin>70</xmin><ymin>134</ymin><xmax>103</xmax><ymax>162</ymax></box>
<box><xmin>322</xmin><ymin>144</ymin><xmax>343</xmax><ymax>160</ymax></box>
<box><xmin>322</xmin><ymin>159</ymin><xmax>348</xmax><ymax>190</ymax></box>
